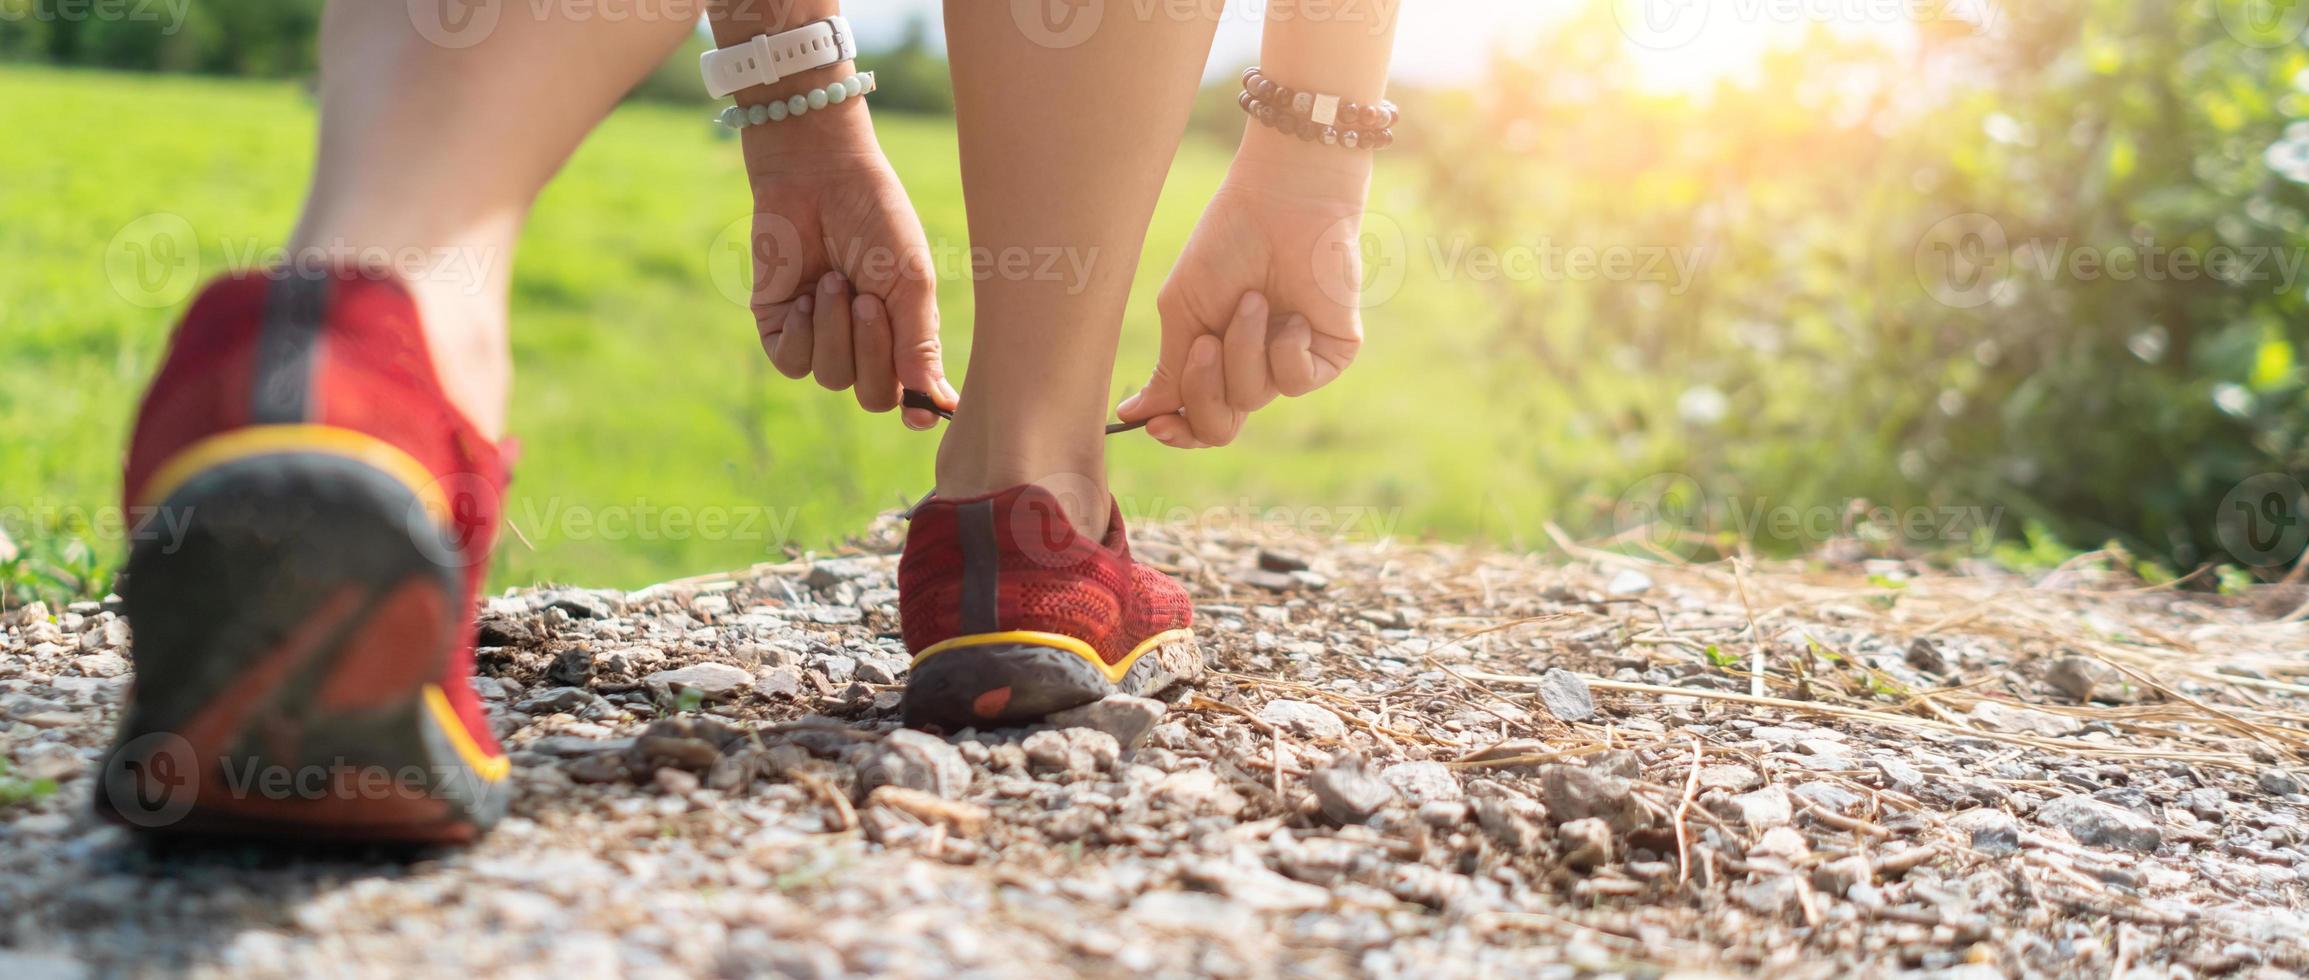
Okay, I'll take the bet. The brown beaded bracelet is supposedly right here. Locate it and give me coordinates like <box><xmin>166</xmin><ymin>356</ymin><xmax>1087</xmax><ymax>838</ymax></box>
<box><xmin>1237</xmin><ymin>67</ymin><xmax>1397</xmax><ymax>150</ymax></box>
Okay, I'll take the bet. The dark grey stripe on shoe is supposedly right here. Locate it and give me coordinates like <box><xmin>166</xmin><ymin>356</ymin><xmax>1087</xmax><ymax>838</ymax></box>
<box><xmin>250</xmin><ymin>268</ymin><xmax>333</xmax><ymax>423</ymax></box>
<box><xmin>958</xmin><ymin>499</ymin><xmax>999</xmax><ymax>634</ymax></box>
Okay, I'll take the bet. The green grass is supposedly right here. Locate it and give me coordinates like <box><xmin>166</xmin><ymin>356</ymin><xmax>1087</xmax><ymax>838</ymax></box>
<box><xmin>1</xmin><ymin>65</ymin><xmax>1551</xmax><ymax>594</ymax></box>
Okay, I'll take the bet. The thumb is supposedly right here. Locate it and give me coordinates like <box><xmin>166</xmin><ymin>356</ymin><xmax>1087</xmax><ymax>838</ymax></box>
<box><xmin>887</xmin><ymin>274</ymin><xmax>957</xmax><ymax>416</ymax></box>
<box><xmin>1120</xmin><ymin>289</ymin><xmax>1209</xmax><ymax>421</ymax></box>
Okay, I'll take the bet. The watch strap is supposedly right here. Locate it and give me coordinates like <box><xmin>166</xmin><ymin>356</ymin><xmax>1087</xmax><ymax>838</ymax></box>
<box><xmin>700</xmin><ymin>16</ymin><xmax>856</xmax><ymax>99</ymax></box>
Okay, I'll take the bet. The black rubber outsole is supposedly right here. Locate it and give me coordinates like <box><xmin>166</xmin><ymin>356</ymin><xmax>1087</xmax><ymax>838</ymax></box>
<box><xmin>96</xmin><ymin>450</ymin><xmax>505</xmax><ymax>843</ymax></box>
<box><xmin>900</xmin><ymin>635</ymin><xmax>1201</xmax><ymax>733</ymax></box>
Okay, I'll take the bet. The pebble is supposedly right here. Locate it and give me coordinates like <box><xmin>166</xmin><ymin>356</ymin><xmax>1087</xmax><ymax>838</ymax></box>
<box><xmin>1950</xmin><ymin>808</ymin><xmax>2021</xmax><ymax>856</ymax></box>
<box><xmin>71</xmin><ymin>652</ymin><xmax>127</xmax><ymax>678</ymax></box>
<box><xmin>2036</xmin><ymin>795</ymin><xmax>2161</xmax><ymax>853</ymax></box>
<box><xmin>1557</xmin><ymin>817</ymin><xmax>1614</xmax><ymax>869</ymax></box>
<box><xmin>1310</xmin><ymin>756</ymin><xmax>1395</xmax><ymax>824</ymax></box>
<box><xmin>643</xmin><ymin>663</ymin><xmax>753</xmax><ymax>698</ymax></box>
<box><xmin>1534</xmin><ymin>668</ymin><xmax>1595</xmax><ymax>722</ymax></box>
<box><xmin>858</xmin><ymin>730</ymin><xmax>972</xmax><ymax>799</ymax></box>
<box><xmin>1379</xmin><ymin>761</ymin><xmax>1463</xmax><ymax>805</ymax></box>
<box><xmin>1044</xmin><ymin>696</ymin><xmax>1167</xmax><ymax>749</ymax></box>
<box><xmin>1698</xmin><ymin>765</ymin><xmax>1763</xmax><ymax>793</ymax></box>
<box><xmin>1605</xmin><ymin>569</ymin><xmax>1654</xmax><ymax>596</ymax></box>
<box><xmin>803</xmin><ymin>559</ymin><xmax>871</xmax><ymax>590</ymax></box>
<box><xmin>1540</xmin><ymin>765</ymin><xmax>1645</xmax><ymax>833</ymax></box>
<box><xmin>1022</xmin><ymin>729</ymin><xmax>1120</xmax><ymax>775</ymax></box>
<box><xmin>2257</xmin><ymin>768</ymin><xmax>2301</xmax><ymax>797</ymax></box>
<box><xmin>2045</xmin><ymin>656</ymin><xmax>2143</xmax><ymax>704</ymax></box>
<box><xmin>752</xmin><ymin>666</ymin><xmax>803</xmax><ymax>698</ymax></box>
<box><xmin>1727</xmin><ymin>786</ymin><xmax>1794</xmax><ymax>831</ymax></box>
<box><xmin>1258</xmin><ymin>699</ymin><xmax>1348</xmax><ymax>740</ymax></box>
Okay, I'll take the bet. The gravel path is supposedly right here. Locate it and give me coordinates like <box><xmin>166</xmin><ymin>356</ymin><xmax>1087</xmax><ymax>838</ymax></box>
<box><xmin>4</xmin><ymin>516</ymin><xmax>2308</xmax><ymax>978</ymax></box>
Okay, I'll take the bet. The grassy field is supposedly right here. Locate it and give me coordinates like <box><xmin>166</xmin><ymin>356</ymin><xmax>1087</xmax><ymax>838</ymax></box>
<box><xmin>2</xmin><ymin>65</ymin><xmax>1545</xmax><ymax>593</ymax></box>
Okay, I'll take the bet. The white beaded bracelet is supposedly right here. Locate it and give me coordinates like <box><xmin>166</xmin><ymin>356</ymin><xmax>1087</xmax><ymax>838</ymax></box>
<box><xmin>716</xmin><ymin>71</ymin><xmax>877</xmax><ymax>130</ymax></box>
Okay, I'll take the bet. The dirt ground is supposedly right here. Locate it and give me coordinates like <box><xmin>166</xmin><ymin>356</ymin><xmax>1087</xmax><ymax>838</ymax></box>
<box><xmin>4</xmin><ymin>515</ymin><xmax>2307</xmax><ymax>978</ymax></box>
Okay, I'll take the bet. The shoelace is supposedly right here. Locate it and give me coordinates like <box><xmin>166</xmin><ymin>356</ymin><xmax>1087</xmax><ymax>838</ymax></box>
<box><xmin>903</xmin><ymin>389</ymin><xmax>1153</xmax><ymax>435</ymax></box>
<box><xmin>896</xmin><ymin>389</ymin><xmax>1157</xmax><ymax>518</ymax></box>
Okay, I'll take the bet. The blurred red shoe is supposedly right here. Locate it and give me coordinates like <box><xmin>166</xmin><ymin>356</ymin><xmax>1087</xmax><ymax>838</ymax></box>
<box><xmin>97</xmin><ymin>267</ymin><xmax>511</xmax><ymax>843</ymax></box>
<box><xmin>897</xmin><ymin>484</ymin><xmax>1201</xmax><ymax>731</ymax></box>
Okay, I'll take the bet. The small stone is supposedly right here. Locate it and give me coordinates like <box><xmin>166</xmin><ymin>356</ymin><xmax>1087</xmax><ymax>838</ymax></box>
<box><xmin>1557</xmin><ymin>817</ymin><xmax>1614</xmax><ymax>869</ymax></box>
<box><xmin>1256</xmin><ymin>549</ymin><xmax>1310</xmax><ymax>573</ymax></box>
<box><xmin>808</xmin><ymin>605</ymin><xmax>864</xmax><ymax>625</ymax></box>
<box><xmin>1379</xmin><ymin>761</ymin><xmax>1463</xmax><ymax>805</ymax></box>
<box><xmin>1310</xmin><ymin>756</ymin><xmax>1395</xmax><ymax>824</ymax></box>
<box><xmin>1728</xmin><ymin>786</ymin><xmax>1794</xmax><ymax>831</ymax></box>
<box><xmin>1606</xmin><ymin>568</ymin><xmax>1654</xmax><ymax>596</ymax></box>
<box><xmin>1698</xmin><ymin>765</ymin><xmax>1763</xmax><ymax>793</ymax></box>
<box><xmin>2258</xmin><ymin>768</ymin><xmax>2302</xmax><ymax>797</ymax></box>
<box><xmin>1044</xmin><ymin>696</ymin><xmax>1167</xmax><ymax>749</ymax></box>
<box><xmin>1540</xmin><ymin>765</ymin><xmax>1646</xmax><ymax>833</ymax></box>
<box><xmin>753</xmin><ymin>666</ymin><xmax>803</xmax><ymax>698</ymax></box>
<box><xmin>1238</xmin><ymin>568</ymin><xmax>1298</xmax><ymax>592</ymax></box>
<box><xmin>547</xmin><ymin>647</ymin><xmax>595</xmax><ymax>686</ymax></box>
<box><xmin>514</xmin><ymin>686</ymin><xmax>610</xmax><ymax>717</ymax></box>
<box><xmin>72</xmin><ymin>652</ymin><xmax>128</xmax><ymax>678</ymax></box>
<box><xmin>1259</xmin><ymin>699</ymin><xmax>1348</xmax><ymax>740</ymax></box>
<box><xmin>2036</xmin><ymin>795</ymin><xmax>2161</xmax><ymax>853</ymax></box>
<box><xmin>1811</xmin><ymin>855</ymin><xmax>1873</xmax><ymax>895</ymax></box>
<box><xmin>859</xmin><ymin>730</ymin><xmax>973</xmax><ymax>799</ymax></box>
<box><xmin>1535</xmin><ymin>668</ymin><xmax>1595</xmax><ymax>722</ymax></box>
<box><xmin>1416</xmin><ymin>800</ymin><xmax>1470</xmax><ymax>827</ymax></box>
<box><xmin>854</xmin><ymin>658</ymin><xmax>899</xmax><ymax>685</ymax></box>
<box><xmin>1951</xmin><ymin>808</ymin><xmax>2021</xmax><ymax>856</ymax></box>
<box><xmin>1022</xmin><ymin>728</ymin><xmax>1120</xmax><ymax>775</ymax></box>
<box><xmin>2045</xmin><ymin>656</ymin><xmax>2143</xmax><ymax>704</ymax></box>
<box><xmin>1734</xmin><ymin>876</ymin><xmax>1799</xmax><ymax>915</ymax></box>
<box><xmin>1903</xmin><ymin>637</ymin><xmax>1948</xmax><ymax>674</ymax></box>
<box><xmin>2182</xmin><ymin>787</ymin><xmax>2227</xmax><ymax>822</ymax></box>
<box><xmin>1156</xmin><ymin>769</ymin><xmax>1246</xmax><ymax>817</ymax></box>
<box><xmin>804</xmin><ymin>559</ymin><xmax>871</xmax><ymax>590</ymax></box>
<box><xmin>644</xmin><ymin>662</ymin><xmax>753</xmax><ymax>699</ymax></box>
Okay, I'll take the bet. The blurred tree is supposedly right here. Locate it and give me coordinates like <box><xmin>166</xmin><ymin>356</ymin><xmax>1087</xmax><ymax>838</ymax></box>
<box><xmin>1419</xmin><ymin>0</ymin><xmax>2309</xmax><ymax>572</ymax></box>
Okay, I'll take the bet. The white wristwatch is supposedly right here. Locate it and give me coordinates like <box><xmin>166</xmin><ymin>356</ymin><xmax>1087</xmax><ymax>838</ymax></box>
<box><xmin>699</xmin><ymin>16</ymin><xmax>857</xmax><ymax>99</ymax></box>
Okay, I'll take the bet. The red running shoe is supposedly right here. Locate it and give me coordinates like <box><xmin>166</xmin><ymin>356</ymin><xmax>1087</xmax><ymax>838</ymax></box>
<box><xmin>96</xmin><ymin>267</ymin><xmax>511</xmax><ymax>843</ymax></box>
<box><xmin>897</xmin><ymin>484</ymin><xmax>1202</xmax><ymax>731</ymax></box>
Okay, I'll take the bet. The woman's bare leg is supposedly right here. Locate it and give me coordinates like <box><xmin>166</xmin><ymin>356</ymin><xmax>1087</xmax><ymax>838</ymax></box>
<box><xmin>285</xmin><ymin>2</ymin><xmax>697</xmax><ymax>437</ymax></box>
<box><xmin>935</xmin><ymin>2</ymin><xmax>1221</xmax><ymax>535</ymax></box>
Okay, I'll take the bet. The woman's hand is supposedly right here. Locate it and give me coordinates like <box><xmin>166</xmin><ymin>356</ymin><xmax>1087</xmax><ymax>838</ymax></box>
<box><xmin>1116</xmin><ymin>159</ymin><xmax>1370</xmax><ymax>447</ymax></box>
<box><xmin>742</xmin><ymin>112</ymin><xmax>957</xmax><ymax>429</ymax></box>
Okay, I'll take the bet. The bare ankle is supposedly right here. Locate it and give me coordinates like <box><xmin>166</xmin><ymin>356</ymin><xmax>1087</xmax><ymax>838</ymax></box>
<box><xmin>934</xmin><ymin>420</ymin><xmax>1110</xmax><ymax>539</ymax></box>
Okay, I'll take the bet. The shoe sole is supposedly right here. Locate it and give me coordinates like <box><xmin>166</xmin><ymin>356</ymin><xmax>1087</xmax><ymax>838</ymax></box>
<box><xmin>900</xmin><ymin>629</ymin><xmax>1200</xmax><ymax>732</ymax></box>
<box><xmin>96</xmin><ymin>428</ymin><xmax>507</xmax><ymax>843</ymax></box>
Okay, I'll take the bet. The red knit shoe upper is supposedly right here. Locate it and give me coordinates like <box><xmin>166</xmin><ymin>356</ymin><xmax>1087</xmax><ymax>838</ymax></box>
<box><xmin>898</xmin><ymin>485</ymin><xmax>1194</xmax><ymax>664</ymax></box>
<box><xmin>123</xmin><ymin>267</ymin><xmax>507</xmax><ymax>754</ymax></box>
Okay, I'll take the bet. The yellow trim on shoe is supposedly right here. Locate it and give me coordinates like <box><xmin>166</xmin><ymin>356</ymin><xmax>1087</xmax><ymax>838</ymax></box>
<box><xmin>422</xmin><ymin>683</ymin><xmax>510</xmax><ymax>782</ymax></box>
<box><xmin>135</xmin><ymin>424</ymin><xmax>448</xmax><ymax>520</ymax></box>
<box><xmin>912</xmin><ymin>628</ymin><xmax>1195</xmax><ymax>684</ymax></box>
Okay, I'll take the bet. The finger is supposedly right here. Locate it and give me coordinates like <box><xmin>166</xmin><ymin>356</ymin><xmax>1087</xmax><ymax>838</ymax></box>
<box><xmin>849</xmin><ymin>292</ymin><xmax>902</xmax><ymax>415</ymax></box>
<box><xmin>810</xmin><ymin>271</ymin><xmax>856</xmax><ymax>392</ymax></box>
<box><xmin>1146</xmin><ymin>413</ymin><xmax>1205</xmax><ymax>449</ymax></box>
<box><xmin>1270</xmin><ymin>311</ymin><xmax>1364</xmax><ymax>397</ymax></box>
<box><xmin>1119</xmin><ymin>289</ymin><xmax>1202</xmax><ymax>422</ymax></box>
<box><xmin>1181</xmin><ymin>335</ymin><xmax>1244</xmax><ymax>447</ymax></box>
<box><xmin>1221</xmin><ymin>292</ymin><xmax>1276</xmax><ymax>413</ymax></box>
<box><xmin>766</xmin><ymin>297</ymin><xmax>814</xmax><ymax>380</ymax></box>
<box><xmin>885</xmin><ymin>264</ymin><xmax>954</xmax><ymax>428</ymax></box>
